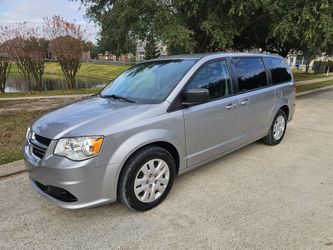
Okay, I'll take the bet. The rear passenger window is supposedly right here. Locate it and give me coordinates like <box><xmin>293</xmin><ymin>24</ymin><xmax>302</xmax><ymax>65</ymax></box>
<box><xmin>187</xmin><ymin>60</ymin><xmax>232</xmax><ymax>100</ymax></box>
<box><xmin>266</xmin><ymin>57</ymin><xmax>292</xmax><ymax>84</ymax></box>
<box><xmin>233</xmin><ymin>58</ymin><xmax>267</xmax><ymax>92</ymax></box>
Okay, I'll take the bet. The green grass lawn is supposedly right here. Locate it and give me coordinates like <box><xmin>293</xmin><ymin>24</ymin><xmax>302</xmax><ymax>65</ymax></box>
<box><xmin>297</xmin><ymin>80</ymin><xmax>333</xmax><ymax>92</ymax></box>
<box><xmin>0</xmin><ymin>110</ymin><xmax>49</xmax><ymax>165</ymax></box>
<box><xmin>10</xmin><ymin>62</ymin><xmax>130</xmax><ymax>82</ymax></box>
<box><xmin>293</xmin><ymin>71</ymin><xmax>333</xmax><ymax>82</ymax></box>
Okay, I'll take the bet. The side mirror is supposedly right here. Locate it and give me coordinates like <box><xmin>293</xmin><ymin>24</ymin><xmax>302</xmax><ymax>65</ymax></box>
<box><xmin>182</xmin><ymin>88</ymin><xmax>209</xmax><ymax>106</ymax></box>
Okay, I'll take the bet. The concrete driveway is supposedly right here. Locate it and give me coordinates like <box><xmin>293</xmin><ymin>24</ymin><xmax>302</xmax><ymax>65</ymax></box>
<box><xmin>1</xmin><ymin>90</ymin><xmax>333</xmax><ymax>249</ymax></box>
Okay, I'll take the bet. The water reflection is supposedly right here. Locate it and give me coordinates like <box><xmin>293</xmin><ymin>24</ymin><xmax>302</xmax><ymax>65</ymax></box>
<box><xmin>5</xmin><ymin>74</ymin><xmax>107</xmax><ymax>92</ymax></box>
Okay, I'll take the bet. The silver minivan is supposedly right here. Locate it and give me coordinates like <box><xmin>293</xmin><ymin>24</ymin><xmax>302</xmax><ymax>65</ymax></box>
<box><xmin>24</xmin><ymin>53</ymin><xmax>295</xmax><ymax>211</ymax></box>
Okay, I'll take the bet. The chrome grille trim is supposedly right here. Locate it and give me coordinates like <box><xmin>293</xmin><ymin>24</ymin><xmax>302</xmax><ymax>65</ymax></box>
<box><xmin>29</xmin><ymin>133</ymin><xmax>52</xmax><ymax>160</ymax></box>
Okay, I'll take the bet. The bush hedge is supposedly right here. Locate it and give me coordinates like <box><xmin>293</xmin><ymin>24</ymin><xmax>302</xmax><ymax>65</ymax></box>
<box><xmin>312</xmin><ymin>61</ymin><xmax>333</xmax><ymax>74</ymax></box>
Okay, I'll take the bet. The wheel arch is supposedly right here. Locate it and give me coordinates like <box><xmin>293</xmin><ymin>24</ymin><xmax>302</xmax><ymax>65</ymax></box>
<box><xmin>104</xmin><ymin>129</ymin><xmax>185</xmax><ymax>200</ymax></box>
<box><xmin>279</xmin><ymin>105</ymin><xmax>289</xmax><ymax>119</ymax></box>
<box><xmin>119</xmin><ymin>141</ymin><xmax>181</xmax><ymax>176</ymax></box>
<box><xmin>266</xmin><ymin>101</ymin><xmax>290</xmax><ymax>134</ymax></box>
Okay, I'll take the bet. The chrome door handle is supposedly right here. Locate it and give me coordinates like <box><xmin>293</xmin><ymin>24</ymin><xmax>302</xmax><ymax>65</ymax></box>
<box><xmin>225</xmin><ymin>103</ymin><xmax>235</xmax><ymax>110</ymax></box>
<box><xmin>240</xmin><ymin>99</ymin><xmax>249</xmax><ymax>105</ymax></box>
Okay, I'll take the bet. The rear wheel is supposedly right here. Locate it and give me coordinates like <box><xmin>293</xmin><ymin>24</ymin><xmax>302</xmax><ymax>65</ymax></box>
<box><xmin>262</xmin><ymin>109</ymin><xmax>287</xmax><ymax>145</ymax></box>
<box><xmin>118</xmin><ymin>146</ymin><xmax>175</xmax><ymax>211</ymax></box>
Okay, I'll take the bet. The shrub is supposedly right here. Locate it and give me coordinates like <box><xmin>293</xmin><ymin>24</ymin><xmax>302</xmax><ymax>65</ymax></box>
<box><xmin>312</xmin><ymin>61</ymin><xmax>333</xmax><ymax>74</ymax></box>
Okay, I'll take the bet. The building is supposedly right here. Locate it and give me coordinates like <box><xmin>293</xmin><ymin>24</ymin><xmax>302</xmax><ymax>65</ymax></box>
<box><xmin>97</xmin><ymin>51</ymin><xmax>135</xmax><ymax>63</ymax></box>
<box><xmin>287</xmin><ymin>53</ymin><xmax>333</xmax><ymax>72</ymax></box>
<box><xmin>97</xmin><ymin>52</ymin><xmax>117</xmax><ymax>61</ymax></box>
<box><xmin>286</xmin><ymin>54</ymin><xmax>308</xmax><ymax>69</ymax></box>
<box><xmin>81</xmin><ymin>51</ymin><xmax>91</xmax><ymax>61</ymax></box>
<box><xmin>98</xmin><ymin>40</ymin><xmax>168</xmax><ymax>63</ymax></box>
<box><xmin>135</xmin><ymin>40</ymin><xmax>167</xmax><ymax>62</ymax></box>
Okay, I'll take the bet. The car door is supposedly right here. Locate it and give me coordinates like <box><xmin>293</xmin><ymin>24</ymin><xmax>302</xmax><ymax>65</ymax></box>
<box><xmin>183</xmin><ymin>59</ymin><xmax>242</xmax><ymax>167</ymax></box>
<box><xmin>232</xmin><ymin>57</ymin><xmax>275</xmax><ymax>142</ymax></box>
<box><xmin>265</xmin><ymin>56</ymin><xmax>295</xmax><ymax>109</ymax></box>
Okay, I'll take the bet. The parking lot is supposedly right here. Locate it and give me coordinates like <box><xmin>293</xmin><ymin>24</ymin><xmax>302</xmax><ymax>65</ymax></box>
<box><xmin>0</xmin><ymin>89</ymin><xmax>332</xmax><ymax>249</ymax></box>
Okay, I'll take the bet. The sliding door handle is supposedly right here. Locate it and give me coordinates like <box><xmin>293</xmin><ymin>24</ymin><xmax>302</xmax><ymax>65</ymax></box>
<box><xmin>240</xmin><ymin>99</ymin><xmax>249</xmax><ymax>105</ymax></box>
<box><xmin>225</xmin><ymin>103</ymin><xmax>236</xmax><ymax>110</ymax></box>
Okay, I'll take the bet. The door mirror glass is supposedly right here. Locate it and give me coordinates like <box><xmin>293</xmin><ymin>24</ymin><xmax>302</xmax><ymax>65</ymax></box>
<box><xmin>182</xmin><ymin>89</ymin><xmax>209</xmax><ymax>106</ymax></box>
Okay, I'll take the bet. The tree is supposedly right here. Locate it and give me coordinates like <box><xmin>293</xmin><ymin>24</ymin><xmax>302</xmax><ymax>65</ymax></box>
<box><xmin>79</xmin><ymin>0</ymin><xmax>251</xmax><ymax>54</ymax></box>
<box><xmin>7</xmin><ymin>25</ymin><xmax>46</xmax><ymax>91</ymax></box>
<box><xmin>79</xmin><ymin>0</ymin><xmax>333</xmax><ymax>58</ymax></box>
<box><xmin>44</xmin><ymin>16</ymin><xmax>85</xmax><ymax>89</ymax></box>
<box><xmin>320</xmin><ymin>1</ymin><xmax>333</xmax><ymax>74</ymax></box>
<box><xmin>269</xmin><ymin>0</ymin><xmax>333</xmax><ymax>58</ymax></box>
<box><xmin>144</xmin><ymin>34</ymin><xmax>160</xmax><ymax>60</ymax></box>
<box><xmin>25</xmin><ymin>37</ymin><xmax>46</xmax><ymax>90</ymax></box>
<box><xmin>0</xmin><ymin>26</ymin><xmax>12</xmax><ymax>93</ymax></box>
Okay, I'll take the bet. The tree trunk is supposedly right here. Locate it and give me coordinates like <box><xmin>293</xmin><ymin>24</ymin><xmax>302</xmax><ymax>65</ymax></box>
<box><xmin>70</xmin><ymin>76</ymin><xmax>76</xmax><ymax>89</ymax></box>
<box><xmin>305</xmin><ymin>63</ymin><xmax>310</xmax><ymax>74</ymax></box>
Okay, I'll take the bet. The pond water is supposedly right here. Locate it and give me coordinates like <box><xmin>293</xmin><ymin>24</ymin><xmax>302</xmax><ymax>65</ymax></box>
<box><xmin>5</xmin><ymin>74</ymin><xmax>108</xmax><ymax>92</ymax></box>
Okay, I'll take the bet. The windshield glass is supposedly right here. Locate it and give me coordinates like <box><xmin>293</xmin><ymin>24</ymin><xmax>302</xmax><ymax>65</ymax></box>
<box><xmin>100</xmin><ymin>59</ymin><xmax>197</xmax><ymax>104</ymax></box>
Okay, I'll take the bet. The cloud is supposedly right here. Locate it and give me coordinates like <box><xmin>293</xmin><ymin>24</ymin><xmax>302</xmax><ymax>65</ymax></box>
<box><xmin>0</xmin><ymin>0</ymin><xmax>100</xmax><ymax>42</ymax></box>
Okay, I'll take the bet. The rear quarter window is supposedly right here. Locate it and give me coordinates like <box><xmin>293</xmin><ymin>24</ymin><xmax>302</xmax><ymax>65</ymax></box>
<box><xmin>233</xmin><ymin>58</ymin><xmax>268</xmax><ymax>92</ymax></box>
<box><xmin>266</xmin><ymin>57</ymin><xmax>292</xmax><ymax>84</ymax></box>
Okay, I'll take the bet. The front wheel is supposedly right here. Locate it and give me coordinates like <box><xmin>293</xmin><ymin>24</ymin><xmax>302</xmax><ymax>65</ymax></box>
<box><xmin>118</xmin><ymin>146</ymin><xmax>176</xmax><ymax>211</ymax></box>
<box><xmin>262</xmin><ymin>109</ymin><xmax>287</xmax><ymax>145</ymax></box>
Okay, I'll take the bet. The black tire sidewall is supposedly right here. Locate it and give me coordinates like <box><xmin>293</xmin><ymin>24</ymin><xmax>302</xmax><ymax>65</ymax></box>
<box><xmin>119</xmin><ymin>146</ymin><xmax>175</xmax><ymax>211</ymax></box>
<box><xmin>269</xmin><ymin>110</ymin><xmax>287</xmax><ymax>145</ymax></box>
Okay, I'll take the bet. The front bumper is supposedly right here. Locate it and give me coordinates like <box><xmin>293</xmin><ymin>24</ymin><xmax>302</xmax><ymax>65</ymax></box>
<box><xmin>24</xmin><ymin>139</ymin><xmax>119</xmax><ymax>209</ymax></box>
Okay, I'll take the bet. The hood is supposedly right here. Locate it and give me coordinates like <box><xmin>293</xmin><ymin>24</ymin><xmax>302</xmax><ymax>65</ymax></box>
<box><xmin>31</xmin><ymin>96</ymin><xmax>160</xmax><ymax>139</ymax></box>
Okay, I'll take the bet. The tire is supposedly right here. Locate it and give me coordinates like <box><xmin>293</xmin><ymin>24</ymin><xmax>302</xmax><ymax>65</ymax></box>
<box><xmin>262</xmin><ymin>109</ymin><xmax>287</xmax><ymax>145</ymax></box>
<box><xmin>118</xmin><ymin>146</ymin><xmax>176</xmax><ymax>211</ymax></box>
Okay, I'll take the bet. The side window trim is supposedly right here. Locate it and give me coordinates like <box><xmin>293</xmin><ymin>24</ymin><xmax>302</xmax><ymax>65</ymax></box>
<box><xmin>231</xmin><ymin>56</ymin><xmax>271</xmax><ymax>94</ymax></box>
<box><xmin>262</xmin><ymin>57</ymin><xmax>273</xmax><ymax>86</ymax></box>
<box><xmin>226</xmin><ymin>57</ymin><xmax>239</xmax><ymax>94</ymax></box>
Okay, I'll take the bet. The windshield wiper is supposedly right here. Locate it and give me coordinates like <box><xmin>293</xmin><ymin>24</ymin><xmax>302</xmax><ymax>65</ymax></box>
<box><xmin>100</xmin><ymin>94</ymin><xmax>136</xmax><ymax>103</ymax></box>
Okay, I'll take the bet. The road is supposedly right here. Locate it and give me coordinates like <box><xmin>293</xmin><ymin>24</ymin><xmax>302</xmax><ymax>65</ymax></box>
<box><xmin>1</xmin><ymin>89</ymin><xmax>333</xmax><ymax>249</ymax></box>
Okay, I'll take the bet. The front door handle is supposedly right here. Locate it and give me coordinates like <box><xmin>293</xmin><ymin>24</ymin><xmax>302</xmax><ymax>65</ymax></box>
<box><xmin>225</xmin><ymin>103</ymin><xmax>236</xmax><ymax>110</ymax></box>
<box><xmin>240</xmin><ymin>99</ymin><xmax>249</xmax><ymax>105</ymax></box>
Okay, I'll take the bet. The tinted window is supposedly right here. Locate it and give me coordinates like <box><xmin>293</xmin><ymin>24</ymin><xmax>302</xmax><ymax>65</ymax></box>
<box><xmin>266</xmin><ymin>57</ymin><xmax>292</xmax><ymax>84</ymax></box>
<box><xmin>100</xmin><ymin>59</ymin><xmax>196</xmax><ymax>104</ymax></box>
<box><xmin>233</xmin><ymin>58</ymin><xmax>267</xmax><ymax>92</ymax></box>
<box><xmin>187</xmin><ymin>60</ymin><xmax>232</xmax><ymax>100</ymax></box>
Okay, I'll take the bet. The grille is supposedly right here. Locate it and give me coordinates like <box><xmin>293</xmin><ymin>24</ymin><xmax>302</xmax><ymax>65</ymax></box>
<box><xmin>34</xmin><ymin>134</ymin><xmax>52</xmax><ymax>146</ymax></box>
<box><xmin>32</xmin><ymin>147</ymin><xmax>46</xmax><ymax>159</ymax></box>
<box><xmin>30</xmin><ymin>133</ymin><xmax>51</xmax><ymax>160</ymax></box>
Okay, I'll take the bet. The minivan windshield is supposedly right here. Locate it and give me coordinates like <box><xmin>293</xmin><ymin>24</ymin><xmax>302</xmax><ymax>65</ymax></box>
<box><xmin>100</xmin><ymin>59</ymin><xmax>197</xmax><ymax>104</ymax></box>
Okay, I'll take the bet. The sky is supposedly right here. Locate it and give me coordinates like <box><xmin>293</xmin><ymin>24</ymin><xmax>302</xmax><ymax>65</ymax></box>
<box><xmin>0</xmin><ymin>0</ymin><xmax>100</xmax><ymax>43</ymax></box>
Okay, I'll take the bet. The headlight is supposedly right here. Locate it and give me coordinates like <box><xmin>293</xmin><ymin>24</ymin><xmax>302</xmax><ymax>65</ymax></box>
<box><xmin>26</xmin><ymin>127</ymin><xmax>31</xmax><ymax>140</ymax></box>
<box><xmin>54</xmin><ymin>136</ymin><xmax>104</xmax><ymax>161</ymax></box>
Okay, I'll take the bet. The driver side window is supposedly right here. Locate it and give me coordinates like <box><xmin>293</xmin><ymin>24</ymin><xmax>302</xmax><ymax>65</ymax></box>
<box><xmin>187</xmin><ymin>60</ymin><xmax>232</xmax><ymax>100</ymax></box>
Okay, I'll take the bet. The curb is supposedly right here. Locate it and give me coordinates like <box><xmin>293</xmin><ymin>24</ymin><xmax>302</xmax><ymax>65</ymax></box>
<box><xmin>296</xmin><ymin>85</ymin><xmax>333</xmax><ymax>97</ymax></box>
<box><xmin>0</xmin><ymin>94</ymin><xmax>90</xmax><ymax>101</ymax></box>
<box><xmin>0</xmin><ymin>160</ymin><xmax>26</xmax><ymax>178</ymax></box>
